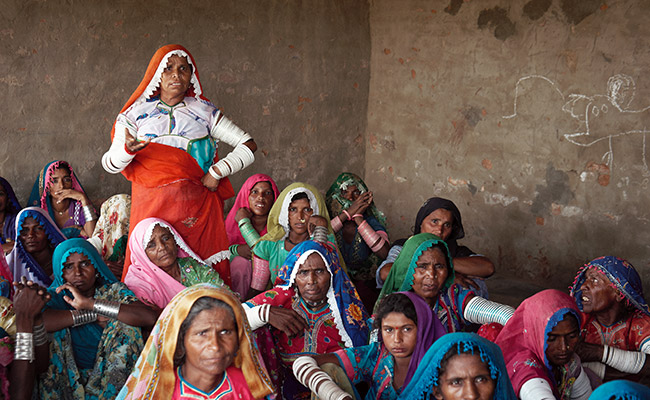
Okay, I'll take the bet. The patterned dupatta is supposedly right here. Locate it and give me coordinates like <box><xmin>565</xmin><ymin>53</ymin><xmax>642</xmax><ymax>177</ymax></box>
<box><xmin>117</xmin><ymin>284</ymin><xmax>274</xmax><ymax>400</ymax></box>
<box><xmin>325</xmin><ymin>172</ymin><xmax>386</xmax><ymax>226</ymax></box>
<box><xmin>87</xmin><ymin>194</ymin><xmax>131</xmax><ymax>262</ymax></box>
<box><xmin>571</xmin><ymin>255</ymin><xmax>650</xmax><ymax>317</ymax></box>
<box><xmin>27</xmin><ymin>160</ymin><xmax>90</xmax><ymax>238</ymax></box>
<box><xmin>274</xmin><ymin>240</ymin><xmax>369</xmax><ymax>348</ymax></box>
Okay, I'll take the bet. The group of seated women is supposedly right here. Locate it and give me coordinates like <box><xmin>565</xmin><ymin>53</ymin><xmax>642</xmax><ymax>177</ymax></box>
<box><xmin>0</xmin><ymin>42</ymin><xmax>648</xmax><ymax>400</ymax></box>
<box><xmin>1</xmin><ymin>163</ymin><xmax>649</xmax><ymax>399</ymax></box>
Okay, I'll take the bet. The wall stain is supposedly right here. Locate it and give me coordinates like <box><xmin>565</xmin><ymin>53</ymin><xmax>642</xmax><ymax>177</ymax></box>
<box><xmin>478</xmin><ymin>7</ymin><xmax>516</xmax><ymax>41</ymax></box>
<box><xmin>444</xmin><ymin>0</ymin><xmax>463</xmax><ymax>16</ymax></box>
<box><xmin>531</xmin><ymin>163</ymin><xmax>575</xmax><ymax>215</ymax></box>
<box><xmin>462</xmin><ymin>106</ymin><xmax>482</xmax><ymax>127</ymax></box>
<box><xmin>467</xmin><ymin>182</ymin><xmax>478</xmax><ymax>195</ymax></box>
<box><xmin>560</xmin><ymin>0</ymin><xmax>602</xmax><ymax>25</ymax></box>
<box><xmin>523</xmin><ymin>0</ymin><xmax>552</xmax><ymax>21</ymax></box>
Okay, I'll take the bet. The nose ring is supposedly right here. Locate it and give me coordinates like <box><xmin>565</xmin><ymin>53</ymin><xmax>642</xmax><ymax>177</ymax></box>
<box><xmin>300</xmin><ymin>219</ymin><xmax>306</xmax><ymax>223</ymax></box>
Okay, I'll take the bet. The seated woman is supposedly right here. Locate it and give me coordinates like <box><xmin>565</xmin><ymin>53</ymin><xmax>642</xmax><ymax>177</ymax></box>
<box><xmin>495</xmin><ymin>289</ymin><xmax>593</xmax><ymax>400</ymax></box>
<box><xmin>570</xmin><ymin>256</ymin><xmax>650</xmax><ymax>383</ymax></box>
<box><xmin>0</xmin><ymin>177</ymin><xmax>22</xmax><ymax>254</ymax></box>
<box><xmin>589</xmin><ymin>380</ymin><xmax>650</xmax><ymax>399</ymax></box>
<box><xmin>224</xmin><ymin>174</ymin><xmax>279</xmax><ymax>298</ymax></box>
<box><xmin>293</xmin><ymin>291</ymin><xmax>445</xmax><ymax>400</ymax></box>
<box><xmin>87</xmin><ymin>194</ymin><xmax>131</xmax><ymax>279</ymax></box>
<box><xmin>4</xmin><ymin>207</ymin><xmax>66</xmax><ymax>287</ymax></box>
<box><xmin>377</xmin><ymin>197</ymin><xmax>494</xmax><ymax>298</ymax></box>
<box><xmin>248</xmin><ymin>182</ymin><xmax>336</xmax><ymax>297</ymax></box>
<box><xmin>117</xmin><ymin>284</ymin><xmax>275</xmax><ymax>400</ymax></box>
<box><xmin>39</xmin><ymin>238</ymin><xmax>158</xmax><ymax>399</ymax></box>
<box><xmin>244</xmin><ymin>239</ymin><xmax>369</xmax><ymax>399</ymax></box>
<box><xmin>400</xmin><ymin>332</ymin><xmax>516</xmax><ymax>400</ymax></box>
<box><xmin>27</xmin><ymin>160</ymin><xmax>97</xmax><ymax>239</ymax></box>
<box><xmin>326</xmin><ymin>172</ymin><xmax>389</xmax><ymax>310</ymax></box>
<box><xmin>124</xmin><ymin>217</ymin><xmax>226</xmax><ymax>309</ymax></box>
<box><xmin>377</xmin><ymin>233</ymin><xmax>513</xmax><ymax>333</ymax></box>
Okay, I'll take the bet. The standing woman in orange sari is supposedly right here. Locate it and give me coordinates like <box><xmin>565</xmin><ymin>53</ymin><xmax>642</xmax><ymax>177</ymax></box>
<box><xmin>101</xmin><ymin>45</ymin><xmax>257</xmax><ymax>285</ymax></box>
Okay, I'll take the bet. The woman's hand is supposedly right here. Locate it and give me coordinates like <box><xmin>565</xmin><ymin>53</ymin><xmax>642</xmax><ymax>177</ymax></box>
<box><xmin>268</xmin><ymin>306</ymin><xmax>308</xmax><ymax>337</ymax></box>
<box><xmin>13</xmin><ymin>278</ymin><xmax>51</xmax><ymax>327</ymax></box>
<box><xmin>52</xmin><ymin>188</ymin><xmax>90</xmax><ymax>206</ymax></box>
<box><xmin>236</xmin><ymin>244</ymin><xmax>252</xmax><ymax>259</ymax></box>
<box><xmin>346</xmin><ymin>191</ymin><xmax>372</xmax><ymax>219</ymax></box>
<box><xmin>575</xmin><ymin>340</ymin><xmax>604</xmax><ymax>363</ymax></box>
<box><xmin>453</xmin><ymin>272</ymin><xmax>480</xmax><ymax>291</ymax></box>
<box><xmin>201</xmin><ymin>171</ymin><xmax>220</xmax><ymax>191</ymax></box>
<box><xmin>308</xmin><ymin>215</ymin><xmax>328</xmax><ymax>236</ymax></box>
<box><xmin>235</xmin><ymin>207</ymin><xmax>253</xmax><ymax>223</ymax></box>
<box><xmin>124</xmin><ymin>129</ymin><xmax>150</xmax><ymax>153</ymax></box>
<box><xmin>55</xmin><ymin>283</ymin><xmax>94</xmax><ymax>310</ymax></box>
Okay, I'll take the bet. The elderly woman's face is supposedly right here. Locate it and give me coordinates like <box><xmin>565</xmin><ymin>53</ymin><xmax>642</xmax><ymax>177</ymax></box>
<box><xmin>145</xmin><ymin>225</ymin><xmax>179</xmax><ymax>269</ymax></box>
<box><xmin>182</xmin><ymin>307</ymin><xmax>239</xmax><ymax>384</ymax></box>
<box><xmin>62</xmin><ymin>252</ymin><xmax>97</xmax><ymax>296</ymax></box>
<box><xmin>420</xmin><ymin>208</ymin><xmax>453</xmax><ymax>241</ymax></box>
<box><xmin>19</xmin><ymin>217</ymin><xmax>49</xmax><ymax>254</ymax></box>
<box><xmin>434</xmin><ymin>353</ymin><xmax>495</xmax><ymax>400</ymax></box>
<box><xmin>411</xmin><ymin>247</ymin><xmax>448</xmax><ymax>304</ymax></box>
<box><xmin>579</xmin><ymin>268</ymin><xmax>619</xmax><ymax>314</ymax></box>
<box><xmin>248</xmin><ymin>181</ymin><xmax>274</xmax><ymax>217</ymax></box>
<box><xmin>288</xmin><ymin>198</ymin><xmax>313</xmax><ymax>235</ymax></box>
<box><xmin>295</xmin><ymin>253</ymin><xmax>331</xmax><ymax>306</ymax></box>
<box><xmin>160</xmin><ymin>55</ymin><xmax>192</xmax><ymax>101</ymax></box>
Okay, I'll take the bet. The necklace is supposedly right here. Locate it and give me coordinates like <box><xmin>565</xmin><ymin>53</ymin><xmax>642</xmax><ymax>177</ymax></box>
<box><xmin>286</xmin><ymin>237</ymin><xmax>300</xmax><ymax>246</ymax></box>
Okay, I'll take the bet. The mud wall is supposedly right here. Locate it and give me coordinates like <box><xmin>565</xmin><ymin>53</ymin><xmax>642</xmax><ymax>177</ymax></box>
<box><xmin>366</xmin><ymin>0</ymin><xmax>650</xmax><ymax>289</ymax></box>
<box><xmin>1</xmin><ymin>0</ymin><xmax>370</xmax><ymax>206</ymax></box>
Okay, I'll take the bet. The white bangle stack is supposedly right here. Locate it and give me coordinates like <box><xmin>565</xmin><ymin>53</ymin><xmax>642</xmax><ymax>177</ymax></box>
<box><xmin>602</xmin><ymin>345</ymin><xmax>646</xmax><ymax>374</ymax></box>
<box><xmin>293</xmin><ymin>356</ymin><xmax>349</xmax><ymax>400</ymax></box>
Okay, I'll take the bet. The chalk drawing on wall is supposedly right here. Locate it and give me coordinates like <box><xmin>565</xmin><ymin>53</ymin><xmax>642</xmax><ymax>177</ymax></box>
<box><xmin>503</xmin><ymin>74</ymin><xmax>650</xmax><ymax>171</ymax></box>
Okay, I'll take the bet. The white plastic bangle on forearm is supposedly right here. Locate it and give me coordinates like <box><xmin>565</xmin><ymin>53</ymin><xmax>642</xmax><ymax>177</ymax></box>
<box><xmin>463</xmin><ymin>296</ymin><xmax>515</xmax><ymax>326</ymax></box>
<box><xmin>602</xmin><ymin>345</ymin><xmax>646</xmax><ymax>374</ymax></box>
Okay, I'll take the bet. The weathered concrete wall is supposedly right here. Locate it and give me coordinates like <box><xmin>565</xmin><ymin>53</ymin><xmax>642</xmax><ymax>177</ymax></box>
<box><xmin>366</xmin><ymin>0</ymin><xmax>650</xmax><ymax>290</ymax></box>
<box><xmin>1</xmin><ymin>0</ymin><xmax>369</xmax><ymax>206</ymax></box>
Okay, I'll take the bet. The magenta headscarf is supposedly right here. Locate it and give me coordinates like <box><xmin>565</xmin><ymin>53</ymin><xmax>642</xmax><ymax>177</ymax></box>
<box><xmin>124</xmin><ymin>217</ymin><xmax>206</xmax><ymax>309</ymax></box>
<box><xmin>381</xmin><ymin>291</ymin><xmax>446</xmax><ymax>388</ymax></box>
<box><xmin>224</xmin><ymin>174</ymin><xmax>279</xmax><ymax>246</ymax></box>
<box><xmin>494</xmin><ymin>289</ymin><xmax>582</xmax><ymax>397</ymax></box>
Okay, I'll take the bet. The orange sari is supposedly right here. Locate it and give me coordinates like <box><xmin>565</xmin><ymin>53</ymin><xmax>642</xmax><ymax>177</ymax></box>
<box><xmin>110</xmin><ymin>44</ymin><xmax>234</xmax><ymax>284</ymax></box>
